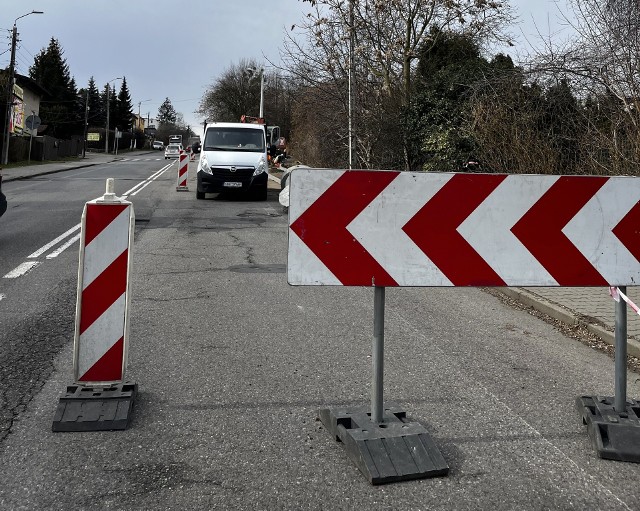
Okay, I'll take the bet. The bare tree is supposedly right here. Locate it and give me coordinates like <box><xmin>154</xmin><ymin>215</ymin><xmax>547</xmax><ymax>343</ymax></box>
<box><xmin>198</xmin><ymin>59</ymin><xmax>262</xmax><ymax>122</ymax></box>
<box><xmin>528</xmin><ymin>0</ymin><xmax>640</xmax><ymax>174</ymax></box>
<box><xmin>283</xmin><ymin>0</ymin><xmax>513</xmax><ymax>169</ymax></box>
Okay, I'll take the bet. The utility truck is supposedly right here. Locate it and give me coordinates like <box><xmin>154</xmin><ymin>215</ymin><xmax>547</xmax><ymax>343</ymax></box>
<box><xmin>196</xmin><ymin>121</ymin><xmax>268</xmax><ymax>201</ymax></box>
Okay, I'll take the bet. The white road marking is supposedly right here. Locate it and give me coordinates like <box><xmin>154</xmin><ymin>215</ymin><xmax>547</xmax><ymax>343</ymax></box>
<box><xmin>3</xmin><ymin>261</ymin><xmax>42</xmax><ymax>279</ymax></box>
<box><xmin>8</xmin><ymin>164</ymin><xmax>171</xmax><ymax>279</ymax></box>
<box><xmin>28</xmin><ymin>224</ymin><xmax>81</xmax><ymax>258</ymax></box>
<box><xmin>46</xmin><ymin>233</ymin><xmax>82</xmax><ymax>259</ymax></box>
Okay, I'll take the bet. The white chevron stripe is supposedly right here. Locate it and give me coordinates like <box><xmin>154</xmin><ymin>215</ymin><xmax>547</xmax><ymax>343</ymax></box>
<box><xmin>458</xmin><ymin>175</ymin><xmax>559</xmax><ymax>286</ymax></box>
<box><xmin>77</xmin><ymin>293</ymin><xmax>126</xmax><ymax>378</ymax></box>
<box><xmin>82</xmin><ymin>205</ymin><xmax>131</xmax><ymax>288</ymax></box>
<box><xmin>564</xmin><ymin>177</ymin><xmax>640</xmax><ymax>284</ymax></box>
<box><xmin>287</xmin><ymin>230</ymin><xmax>341</xmax><ymax>285</ymax></box>
<box><xmin>289</xmin><ymin>169</ymin><xmax>344</xmax><ymax>224</ymax></box>
<box><xmin>348</xmin><ymin>172</ymin><xmax>453</xmax><ymax>286</ymax></box>
<box><xmin>288</xmin><ymin>169</ymin><xmax>346</xmax><ymax>285</ymax></box>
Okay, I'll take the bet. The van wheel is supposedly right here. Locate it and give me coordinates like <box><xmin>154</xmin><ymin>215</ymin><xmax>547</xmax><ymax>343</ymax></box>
<box><xmin>253</xmin><ymin>186</ymin><xmax>267</xmax><ymax>201</ymax></box>
<box><xmin>196</xmin><ymin>191</ymin><xmax>205</xmax><ymax>200</ymax></box>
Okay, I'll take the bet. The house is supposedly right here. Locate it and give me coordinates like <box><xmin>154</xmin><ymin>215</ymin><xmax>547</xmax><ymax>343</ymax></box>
<box><xmin>13</xmin><ymin>73</ymin><xmax>49</xmax><ymax>135</ymax></box>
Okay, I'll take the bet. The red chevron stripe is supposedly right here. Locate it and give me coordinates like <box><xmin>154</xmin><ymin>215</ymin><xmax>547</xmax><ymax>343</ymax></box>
<box><xmin>511</xmin><ymin>176</ymin><xmax>608</xmax><ymax>286</ymax></box>
<box><xmin>403</xmin><ymin>173</ymin><xmax>508</xmax><ymax>286</ymax></box>
<box><xmin>613</xmin><ymin>200</ymin><xmax>640</xmax><ymax>264</ymax></box>
<box><xmin>84</xmin><ymin>203</ymin><xmax>128</xmax><ymax>245</ymax></box>
<box><xmin>78</xmin><ymin>337</ymin><xmax>124</xmax><ymax>382</ymax></box>
<box><xmin>79</xmin><ymin>250</ymin><xmax>128</xmax><ymax>335</ymax></box>
<box><xmin>290</xmin><ymin>171</ymin><xmax>400</xmax><ymax>286</ymax></box>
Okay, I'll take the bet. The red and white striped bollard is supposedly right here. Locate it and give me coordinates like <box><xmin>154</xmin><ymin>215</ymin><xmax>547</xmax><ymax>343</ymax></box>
<box><xmin>177</xmin><ymin>150</ymin><xmax>189</xmax><ymax>191</ymax></box>
<box><xmin>53</xmin><ymin>178</ymin><xmax>137</xmax><ymax>432</ymax></box>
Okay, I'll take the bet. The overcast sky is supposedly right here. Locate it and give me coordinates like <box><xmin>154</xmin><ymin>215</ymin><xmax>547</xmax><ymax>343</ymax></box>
<box><xmin>2</xmin><ymin>0</ymin><xmax>574</xmax><ymax>135</ymax></box>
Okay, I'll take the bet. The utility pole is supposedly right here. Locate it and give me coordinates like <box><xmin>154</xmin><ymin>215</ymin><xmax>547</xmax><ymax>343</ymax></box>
<box><xmin>2</xmin><ymin>11</ymin><xmax>43</xmax><ymax>165</ymax></box>
<box><xmin>104</xmin><ymin>77</ymin><xmax>122</xmax><ymax>154</ymax></box>
<box><xmin>105</xmin><ymin>85</ymin><xmax>111</xmax><ymax>153</ymax></box>
<box><xmin>1</xmin><ymin>25</ymin><xmax>17</xmax><ymax>166</ymax></box>
<box><xmin>82</xmin><ymin>89</ymin><xmax>89</xmax><ymax>158</ymax></box>
<box><xmin>348</xmin><ymin>0</ymin><xmax>355</xmax><ymax>170</ymax></box>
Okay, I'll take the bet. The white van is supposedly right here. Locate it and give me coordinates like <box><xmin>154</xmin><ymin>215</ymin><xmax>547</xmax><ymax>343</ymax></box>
<box><xmin>196</xmin><ymin>122</ymin><xmax>268</xmax><ymax>200</ymax></box>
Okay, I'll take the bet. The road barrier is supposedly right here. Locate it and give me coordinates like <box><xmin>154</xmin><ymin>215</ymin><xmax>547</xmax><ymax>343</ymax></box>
<box><xmin>52</xmin><ymin>178</ymin><xmax>137</xmax><ymax>432</ymax></box>
<box><xmin>288</xmin><ymin>168</ymin><xmax>640</xmax><ymax>483</ymax></box>
<box><xmin>177</xmin><ymin>150</ymin><xmax>189</xmax><ymax>191</ymax></box>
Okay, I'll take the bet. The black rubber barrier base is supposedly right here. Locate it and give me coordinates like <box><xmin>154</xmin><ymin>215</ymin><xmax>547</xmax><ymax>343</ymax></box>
<box><xmin>52</xmin><ymin>382</ymin><xmax>138</xmax><ymax>432</ymax></box>
<box><xmin>576</xmin><ymin>395</ymin><xmax>640</xmax><ymax>462</ymax></box>
<box><xmin>318</xmin><ymin>404</ymin><xmax>449</xmax><ymax>484</ymax></box>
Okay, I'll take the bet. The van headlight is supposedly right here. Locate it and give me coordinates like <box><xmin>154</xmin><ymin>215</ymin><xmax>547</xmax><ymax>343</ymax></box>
<box><xmin>199</xmin><ymin>155</ymin><xmax>212</xmax><ymax>175</ymax></box>
<box><xmin>253</xmin><ymin>156</ymin><xmax>267</xmax><ymax>176</ymax></box>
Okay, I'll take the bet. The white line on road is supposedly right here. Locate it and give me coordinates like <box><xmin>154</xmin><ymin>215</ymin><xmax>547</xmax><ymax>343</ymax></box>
<box><xmin>123</xmin><ymin>163</ymin><xmax>174</xmax><ymax>198</ymax></box>
<box><xmin>8</xmin><ymin>164</ymin><xmax>172</xmax><ymax>280</ymax></box>
<box><xmin>46</xmin><ymin>233</ymin><xmax>82</xmax><ymax>259</ymax></box>
<box><xmin>3</xmin><ymin>261</ymin><xmax>42</xmax><ymax>279</ymax></box>
<box><xmin>28</xmin><ymin>224</ymin><xmax>81</xmax><ymax>258</ymax></box>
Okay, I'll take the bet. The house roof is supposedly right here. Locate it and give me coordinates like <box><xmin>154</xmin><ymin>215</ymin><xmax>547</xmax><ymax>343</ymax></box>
<box><xmin>15</xmin><ymin>73</ymin><xmax>50</xmax><ymax>98</ymax></box>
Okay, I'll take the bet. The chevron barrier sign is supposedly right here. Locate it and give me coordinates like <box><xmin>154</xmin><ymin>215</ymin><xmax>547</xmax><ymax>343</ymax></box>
<box><xmin>288</xmin><ymin>169</ymin><xmax>640</xmax><ymax>287</ymax></box>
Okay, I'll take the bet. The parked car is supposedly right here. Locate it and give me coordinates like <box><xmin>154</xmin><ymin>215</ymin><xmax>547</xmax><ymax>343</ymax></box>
<box><xmin>197</xmin><ymin>122</ymin><xmax>268</xmax><ymax>200</ymax></box>
<box><xmin>0</xmin><ymin>169</ymin><xmax>6</xmax><ymax>219</ymax></box>
<box><xmin>164</xmin><ymin>143</ymin><xmax>182</xmax><ymax>159</ymax></box>
<box><xmin>192</xmin><ymin>140</ymin><xmax>201</xmax><ymax>154</ymax></box>
<box><xmin>152</xmin><ymin>140</ymin><xmax>164</xmax><ymax>150</ymax></box>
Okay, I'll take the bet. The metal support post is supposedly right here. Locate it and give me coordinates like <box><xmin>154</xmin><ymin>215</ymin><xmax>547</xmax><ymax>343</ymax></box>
<box><xmin>615</xmin><ymin>285</ymin><xmax>628</xmax><ymax>412</ymax></box>
<box><xmin>372</xmin><ymin>286</ymin><xmax>385</xmax><ymax>423</ymax></box>
<box><xmin>577</xmin><ymin>285</ymin><xmax>640</xmax><ymax>462</ymax></box>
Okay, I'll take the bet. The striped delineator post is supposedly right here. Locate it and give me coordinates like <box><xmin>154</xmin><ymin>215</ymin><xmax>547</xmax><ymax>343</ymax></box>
<box><xmin>73</xmin><ymin>178</ymin><xmax>134</xmax><ymax>385</ymax></box>
<box><xmin>177</xmin><ymin>150</ymin><xmax>189</xmax><ymax>191</ymax></box>
<box><xmin>53</xmin><ymin>178</ymin><xmax>137</xmax><ymax>432</ymax></box>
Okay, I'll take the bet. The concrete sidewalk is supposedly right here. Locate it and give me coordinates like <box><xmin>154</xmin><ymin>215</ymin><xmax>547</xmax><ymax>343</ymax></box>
<box><xmin>501</xmin><ymin>286</ymin><xmax>640</xmax><ymax>357</ymax></box>
<box><xmin>3</xmin><ymin>156</ymin><xmax>637</xmax><ymax>358</ymax></box>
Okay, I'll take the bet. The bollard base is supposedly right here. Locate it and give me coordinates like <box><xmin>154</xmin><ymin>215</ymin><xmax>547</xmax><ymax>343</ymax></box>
<box><xmin>318</xmin><ymin>404</ymin><xmax>449</xmax><ymax>484</ymax></box>
<box><xmin>576</xmin><ymin>395</ymin><xmax>640</xmax><ymax>462</ymax></box>
<box><xmin>52</xmin><ymin>382</ymin><xmax>137</xmax><ymax>432</ymax></box>
<box><xmin>176</xmin><ymin>186</ymin><xmax>189</xmax><ymax>192</ymax></box>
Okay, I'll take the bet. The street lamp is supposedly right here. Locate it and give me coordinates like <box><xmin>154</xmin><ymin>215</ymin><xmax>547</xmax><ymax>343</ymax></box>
<box><xmin>104</xmin><ymin>77</ymin><xmax>122</xmax><ymax>153</ymax></box>
<box><xmin>1</xmin><ymin>10</ymin><xmax>43</xmax><ymax>165</ymax></box>
<box><xmin>245</xmin><ymin>66</ymin><xmax>265</xmax><ymax>119</ymax></box>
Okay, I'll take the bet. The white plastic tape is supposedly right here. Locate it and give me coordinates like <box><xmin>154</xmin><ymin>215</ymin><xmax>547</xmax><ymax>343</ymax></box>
<box><xmin>610</xmin><ymin>286</ymin><xmax>640</xmax><ymax>315</ymax></box>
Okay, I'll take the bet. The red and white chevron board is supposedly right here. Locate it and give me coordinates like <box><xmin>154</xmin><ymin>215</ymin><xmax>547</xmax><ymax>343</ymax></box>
<box><xmin>177</xmin><ymin>151</ymin><xmax>188</xmax><ymax>190</ymax></box>
<box><xmin>287</xmin><ymin>169</ymin><xmax>640</xmax><ymax>287</ymax></box>
<box><xmin>73</xmin><ymin>198</ymin><xmax>134</xmax><ymax>384</ymax></box>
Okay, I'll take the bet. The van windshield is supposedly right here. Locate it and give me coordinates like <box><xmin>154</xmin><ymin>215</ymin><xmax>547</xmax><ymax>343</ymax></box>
<box><xmin>203</xmin><ymin>128</ymin><xmax>265</xmax><ymax>152</ymax></box>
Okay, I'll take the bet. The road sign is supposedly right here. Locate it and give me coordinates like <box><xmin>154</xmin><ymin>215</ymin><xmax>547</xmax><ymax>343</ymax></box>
<box><xmin>25</xmin><ymin>114</ymin><xmax>40</xmax><ymax>131</ymax></box>
<box><xmin>288</xmin><ymin>169</ymin><xmax>640</xmax><ymax>287</ymax></box>
<box><xmin>87</xmin><ymin>132</ymin><xmax>100</xmax><ymax>141</ymax></box>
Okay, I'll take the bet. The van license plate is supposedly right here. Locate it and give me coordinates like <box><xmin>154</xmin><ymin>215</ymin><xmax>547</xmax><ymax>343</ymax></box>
<box><xmin>223</xmin><ymin>182</ymin><xmax>242</xmax><ymax>188</ymax></box>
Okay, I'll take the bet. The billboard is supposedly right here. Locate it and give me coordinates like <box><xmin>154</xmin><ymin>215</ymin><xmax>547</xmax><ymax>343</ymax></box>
<box><xmin>10</xmin><ymin>84</ymin><xmax>24</xmax><ymax>135</ymax></box>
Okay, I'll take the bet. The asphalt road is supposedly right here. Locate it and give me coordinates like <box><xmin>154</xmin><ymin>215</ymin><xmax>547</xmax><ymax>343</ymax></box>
<box><xmin>0</xmin><ymin>154</ymin><xmax>176</xmax><ymax>444</ymax></box>
<box><xmin>1</xmin><ymin>159</ymin><xmax>640</xmax><ymax>510</ymax></box>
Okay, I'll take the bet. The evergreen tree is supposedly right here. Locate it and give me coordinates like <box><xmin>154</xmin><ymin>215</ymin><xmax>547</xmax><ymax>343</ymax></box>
<box><xmin>29</xmin><ymin>38</ymin><xmax>80</xmax><ymax>137</ymax></box>
<box><xmin>157</xmin><ymin>97</ymin><xmax>177</xmax><ymax>126</ymax></box>
<box><xmin>86</xmin><ymin>76</ymin><xmax>104</xmax><ymax>128</ymax></box>
<box><xmin>101</xmin><ymin>83</ymin><xmax>118</xmax><ymax>131</ymax></box>
<box><xmin>114</xmin><ymin>77</ymin><xmax>133</xmax><ymax>131</ymax></box>
<box><xmin>408</xmin><ymin>30</ymin><xmax>489</xmax><ymax>171</ymax></box>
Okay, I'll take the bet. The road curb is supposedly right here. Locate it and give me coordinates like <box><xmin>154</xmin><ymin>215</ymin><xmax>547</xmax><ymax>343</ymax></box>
<box><xmin>499</xmin><ymin>287</ymin><xmax>640</xmax><ymax>359</ymax></box>
<box><xmin>3</xmin><ymin>162</ymin><xmax>103</xmax><ymax>183</ymax></box>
